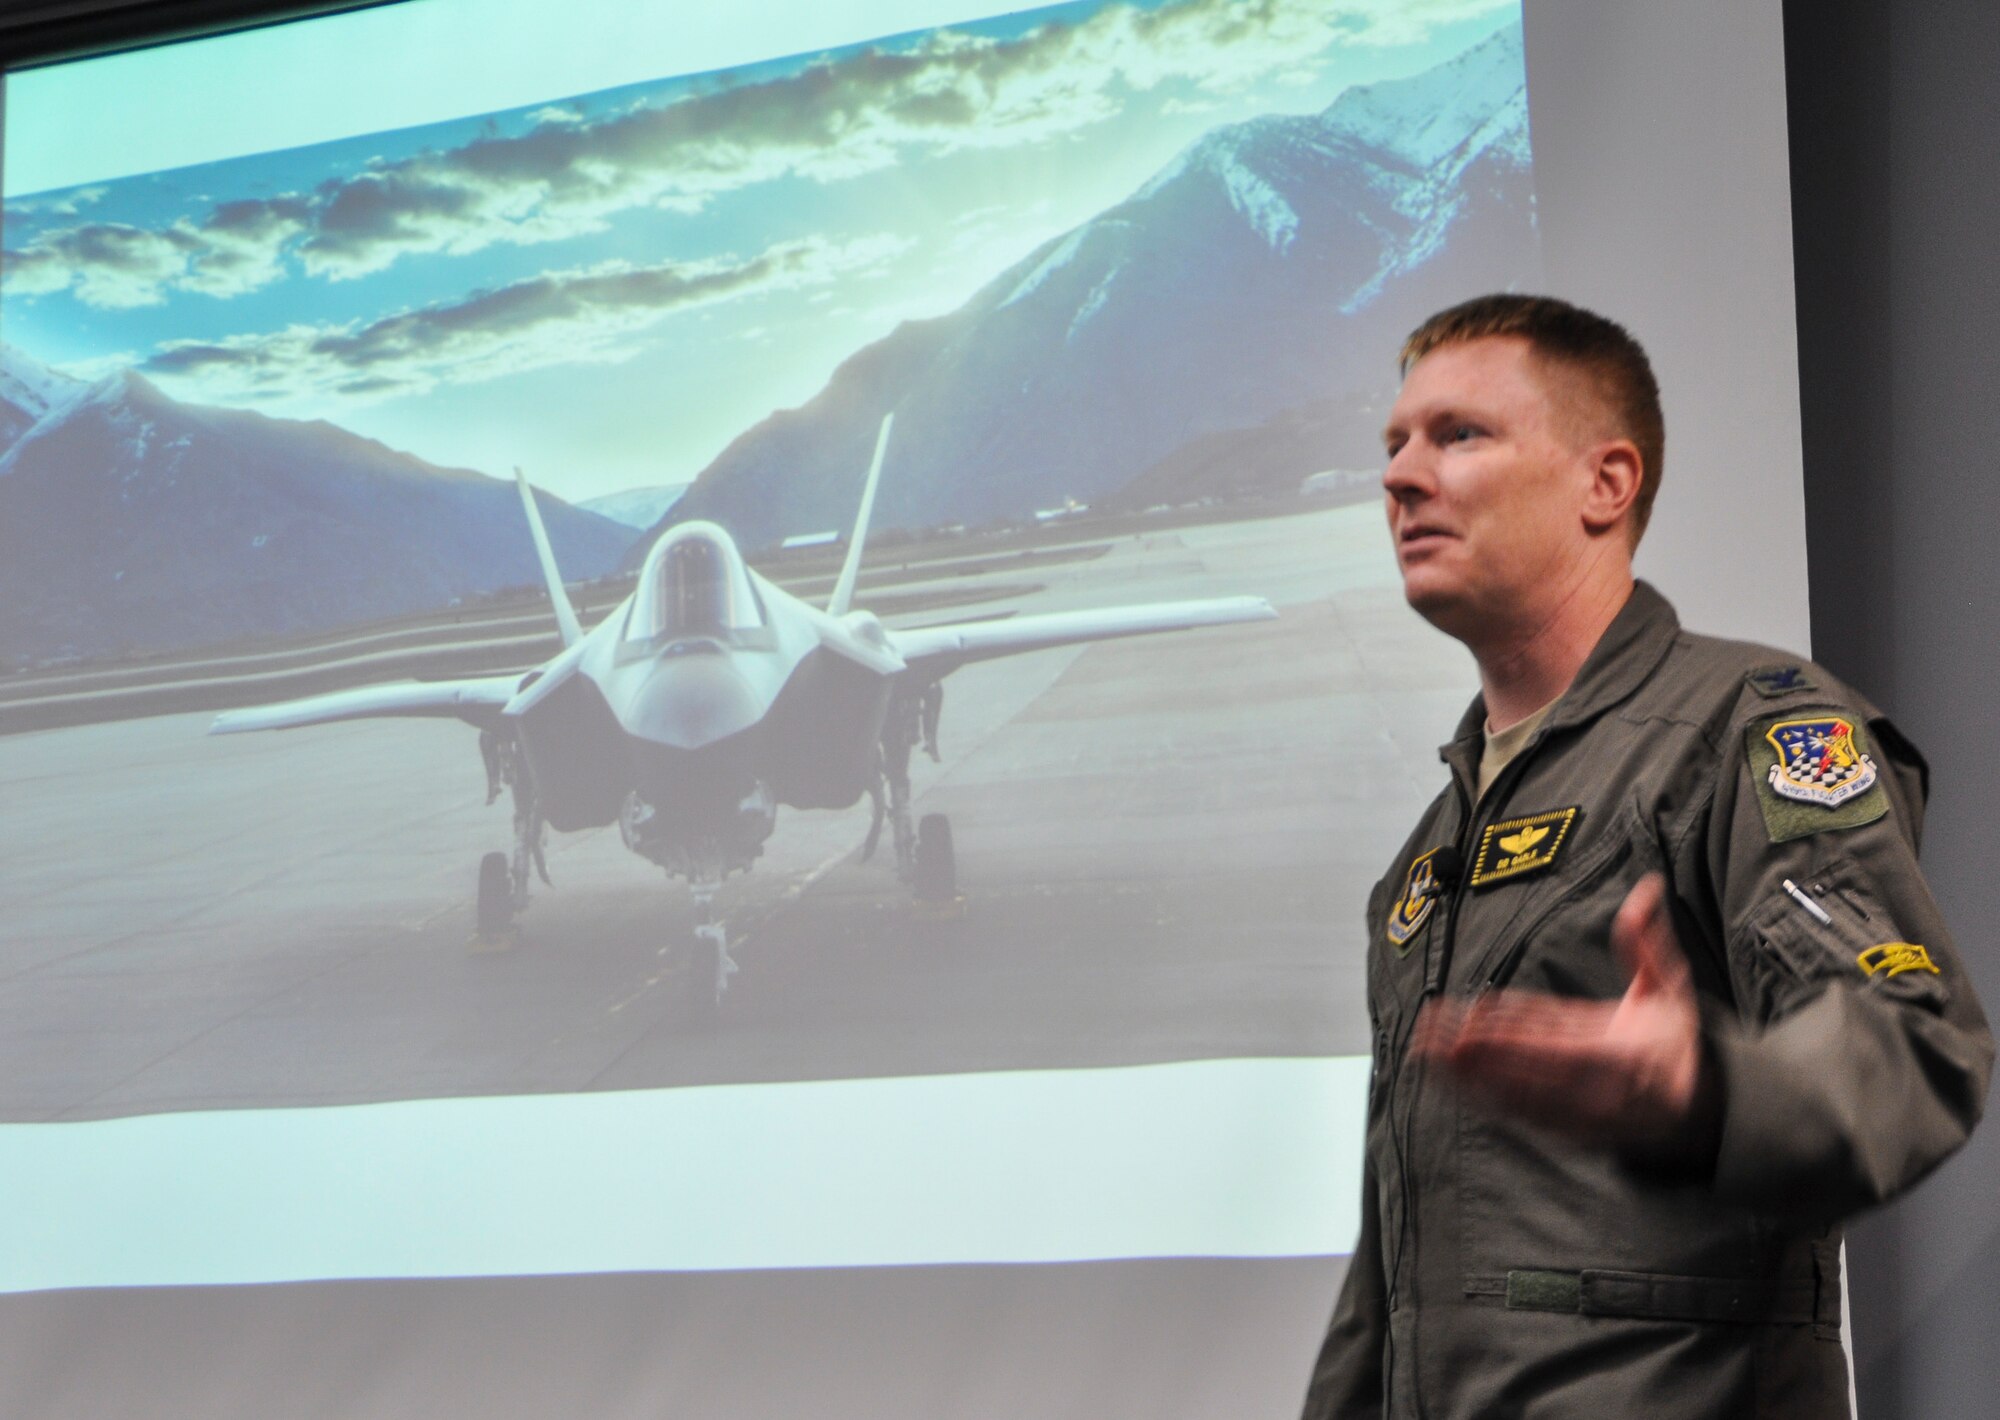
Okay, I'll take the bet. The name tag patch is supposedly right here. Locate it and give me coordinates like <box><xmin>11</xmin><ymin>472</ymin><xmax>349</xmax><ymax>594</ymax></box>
<box><xmin>1470</xmin><ymin>807</ymin><xmax>1579</xmax><ymax>888</ymax></box>
<box><xmin>1386</xmin><ymin>847</ymin><xmax>1447</xmax><ymax>955</ymax></box>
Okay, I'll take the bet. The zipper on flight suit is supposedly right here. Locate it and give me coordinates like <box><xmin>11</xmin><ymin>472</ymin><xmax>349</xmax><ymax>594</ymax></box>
<box><xmin>1474</xmin><ymin>833</ymin><xmax>1632</xmax><ymax>993</ymax></box>
<box><xmin>1385</xmin><ymin>727</ymin><xmax>1548</xmax><ymax>1415</ymax></box>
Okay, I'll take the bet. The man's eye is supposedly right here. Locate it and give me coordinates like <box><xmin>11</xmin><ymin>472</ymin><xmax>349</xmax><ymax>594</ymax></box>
<box><xmin>1447</xmin><ymin>424</ymin><xmax>1481</xmax><ymax>443</ymax></box>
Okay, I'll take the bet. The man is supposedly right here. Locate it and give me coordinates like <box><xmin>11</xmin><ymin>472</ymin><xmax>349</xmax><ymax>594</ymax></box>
<box><xmin>1302</xmin><ymin>294</ymin><xmax>1991</xmax><ymax>1418</ymax></box>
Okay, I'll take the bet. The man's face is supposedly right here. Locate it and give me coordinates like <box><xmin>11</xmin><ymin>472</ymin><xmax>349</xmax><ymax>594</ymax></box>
<box><xmin>1380</xmin><ymin>335</ymin><xmax>1600</xmax><ymax>642</ymax></box>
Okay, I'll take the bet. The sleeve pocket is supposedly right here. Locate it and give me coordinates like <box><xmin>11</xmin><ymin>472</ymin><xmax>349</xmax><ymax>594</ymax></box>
<box><xmin>1737</xmin><ymin>860</ymin><xmax>1949</xmax><ymax>1015</ymax></box>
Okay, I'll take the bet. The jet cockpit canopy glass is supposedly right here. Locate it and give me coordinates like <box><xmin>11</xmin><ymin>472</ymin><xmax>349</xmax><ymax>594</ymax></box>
<box><xmin>625</xmin><ymin>522</ymin><xmax>765</xmax><ymax>646</ymax></box>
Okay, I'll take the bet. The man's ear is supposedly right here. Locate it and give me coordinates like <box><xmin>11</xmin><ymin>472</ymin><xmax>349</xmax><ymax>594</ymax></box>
<box><xmin>1580</xmin><ymin>439</ymin><xmax>1643</xmax><ymax>537</ymax></box>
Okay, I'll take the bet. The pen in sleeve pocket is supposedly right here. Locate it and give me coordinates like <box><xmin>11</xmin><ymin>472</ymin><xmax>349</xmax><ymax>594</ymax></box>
<box><xmin>1782</xmin><ymin>878</ymin><xmax>1834</xmax><ymax>926</ymax></box>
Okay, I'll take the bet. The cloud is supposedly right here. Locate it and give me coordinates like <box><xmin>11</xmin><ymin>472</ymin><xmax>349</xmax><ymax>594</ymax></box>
<box><xmin>3</xmin><ymin>200</ymin><xmax>309</xmax><ymax>308</ymax></box>
<box><xmin>6</xmin><ymin>0</ymin><xmax>1507</xmax><ymax>306</ymax></box>
<box><xmin>139</xmin><ymin>234</ymin><xmax>906</xmax><ymax>404</ymax></box>
<box><xmin>9</xmin><ymin>184</ymin><xmax>110</xmax><ymax>218</ymax></box>
<box><xmin>4</xmin><ymin>223</ymin><xmax>200</xmax><ymax>308</ymax></box>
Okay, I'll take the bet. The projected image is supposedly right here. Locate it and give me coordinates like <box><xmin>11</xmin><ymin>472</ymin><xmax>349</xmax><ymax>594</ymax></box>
<box><xmin>0</xmin><ymin>0</ymin><xmax>1535</xmax><ymax>1120</ymax></box>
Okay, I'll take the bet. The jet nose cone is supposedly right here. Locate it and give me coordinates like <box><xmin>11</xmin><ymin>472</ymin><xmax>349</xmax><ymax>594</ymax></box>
<box><xmin>626</xmin><ymin>649</ymin><xmax>765</xmax><ymax>749</ymax></box>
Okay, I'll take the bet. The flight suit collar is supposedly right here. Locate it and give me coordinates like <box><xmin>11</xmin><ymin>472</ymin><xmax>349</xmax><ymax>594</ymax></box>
<box><xmin>1438</xmin><ymin>581</ymin><xmax>1681</xmax><ymax>786</ymax></box>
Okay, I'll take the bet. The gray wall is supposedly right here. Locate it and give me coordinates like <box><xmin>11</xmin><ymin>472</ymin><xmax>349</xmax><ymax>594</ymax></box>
<box><xmin>1529</xmin><ymin>0</ymin><xmax>1811</xmax><ymax>650</ymax></box>
<box><xmin>1785</xmin><ymin>1</ymin><xmax>2000</xmax><ymax>1415</ymax></box>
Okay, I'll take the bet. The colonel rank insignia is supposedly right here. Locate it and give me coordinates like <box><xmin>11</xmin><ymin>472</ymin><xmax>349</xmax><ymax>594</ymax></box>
<box><xmin>1764</xmin><ymin>716</ymin><xmax>1879</xmax><ymax>807</ymax></box>
<box><xmin>1386</xmin><ymin>848</ymin><xmax>1447</xmax><ymax>954</ymax></box>
<box><xmin>1747</xmin><ymin>665</ymin><xmax>1816</xmax><ymax>697</ymax></box>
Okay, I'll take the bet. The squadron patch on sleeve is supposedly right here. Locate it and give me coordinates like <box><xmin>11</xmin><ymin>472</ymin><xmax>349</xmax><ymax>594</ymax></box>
<box><xmin>1470</xmin><ymin>807</ymin><xmax>1579</xmax><ymax>888</ymax></box>
<box><xmin>1765</xmin><ymin>716</ymin><xmax>1879</xmax><ymax>806</ymax></box>
<box><xmin>1745</xmin><ymin>711</ymin><xmax>1891</xmax><ymax>843</ymax></box>
<box><xmin>1858</xmin><ymin>942</ymin><xmax>1940</xmax><ymax>979</ymax></box>
<box><xmin>1386</xmin><ymin>848</ymin><xmax>1447</xmax><ymax>955</ymax></box>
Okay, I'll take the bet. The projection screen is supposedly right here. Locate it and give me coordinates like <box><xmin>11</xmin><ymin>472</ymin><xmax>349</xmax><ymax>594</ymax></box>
<box><xmin>0</xmin><ymin>1</ymin><xmax>1807</xmax><ymax>1415</ymax></box>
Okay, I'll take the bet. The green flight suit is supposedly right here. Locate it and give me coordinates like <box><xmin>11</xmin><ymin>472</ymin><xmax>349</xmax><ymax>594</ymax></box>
<box><xmin>1304</xmin><ymin>582</ymin><xmax>1992</xmax><ymax>1418</ymax></box>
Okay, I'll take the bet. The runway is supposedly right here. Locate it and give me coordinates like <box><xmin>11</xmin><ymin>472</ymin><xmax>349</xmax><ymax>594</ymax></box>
<box><xmin>0</xmin><ymin>503</ymin><xmax>1471</xmax><ymax>1122</ymax></box>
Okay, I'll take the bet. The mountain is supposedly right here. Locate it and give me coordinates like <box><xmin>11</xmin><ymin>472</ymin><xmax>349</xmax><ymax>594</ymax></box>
<box><xmin>0</xmin><ymin>344</ymin><xmax>85</xmax><ymax>452</ymax></box>
<box><xmin>1105</xmin><ymin>387</ymin><xmax>1393</xmax><ymax>511</ymax></box>
<box><xmin>664</xmin><ymin>21</ymin><xmax>1538</xmax><ymax>552</ymax></box>
<box><xmin>0</xmin><ymin>369</ymin><xmax>635</xmax><ymax>666</ymax></box>
<box><xmin>580</xmin><ymin>484</ymin><xmax>690</xmax><ymax>530</ymax></box>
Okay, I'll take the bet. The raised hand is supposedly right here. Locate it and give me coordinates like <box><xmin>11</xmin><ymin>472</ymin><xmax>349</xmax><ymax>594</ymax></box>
<box><xmin>1409</xmin><ymin>873</ymin><xmax>1714</xmax><ymax>1149</ymax></box>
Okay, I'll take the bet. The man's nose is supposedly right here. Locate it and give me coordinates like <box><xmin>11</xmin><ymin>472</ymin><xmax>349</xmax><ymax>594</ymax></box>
<box><xmin>1382</xmin><ymin>441</ymin><xmax>1434</xmax><ymax>500</ymax></box>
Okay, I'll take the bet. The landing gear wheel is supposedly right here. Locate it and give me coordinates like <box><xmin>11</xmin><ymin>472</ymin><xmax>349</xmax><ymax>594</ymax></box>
<box><xmin>913</xmin><ymin>813</ymin><xmax>956</xmax><ymax>902</ymax></box>
<box><xmin>475</xmin><ymin>851</ymin><xmax>513</xmax><ymax>938</ymax></box>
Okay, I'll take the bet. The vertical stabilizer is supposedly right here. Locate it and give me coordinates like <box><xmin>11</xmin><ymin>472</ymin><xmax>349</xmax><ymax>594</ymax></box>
<box><xmin>514</xmin><ymin>467</ymin><xmax>585</xmax><ymax>649</ymax></box>
<box><xmin>827</xmin><ymin>413</ymin><xmax>894</xmax><ymax>617</ymax></box>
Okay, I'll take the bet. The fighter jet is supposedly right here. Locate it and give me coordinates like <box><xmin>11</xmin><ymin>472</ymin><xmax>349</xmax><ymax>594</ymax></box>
<box><xmin>210</xmin><ymin>416</ymin><xmax>1275</xmax><ymax>1012</ymax></box>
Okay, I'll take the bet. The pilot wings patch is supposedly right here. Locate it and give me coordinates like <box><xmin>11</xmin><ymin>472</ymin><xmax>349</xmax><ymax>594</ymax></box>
<box><xmin>1470</xmin><ymin>807</ymin><xmax>1579</xmax><ymax>888</ymax></box>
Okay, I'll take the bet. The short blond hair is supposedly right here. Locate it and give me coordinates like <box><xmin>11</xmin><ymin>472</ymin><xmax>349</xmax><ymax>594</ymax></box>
<box><xmin>1401</xmin><ymin>294</ymin><xmax>1665</xmax><ymax>540</ymax></box>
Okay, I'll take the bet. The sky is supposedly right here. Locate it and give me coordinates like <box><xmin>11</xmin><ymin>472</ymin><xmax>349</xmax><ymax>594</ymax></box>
<box><xmin>1</xmin><ymin>0</ymin><xmax>1521</xmax><ymax>503</ymax></box>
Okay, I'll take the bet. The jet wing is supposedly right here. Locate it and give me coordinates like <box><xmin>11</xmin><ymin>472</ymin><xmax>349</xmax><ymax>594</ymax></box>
<box><xmin>209</xmin><ymin>675</ymin><xmax>528</xmax><ymax>735</ymax></box>
<box><xmin>887</xmin><ymin>596</ymin><xmax>1275</xmax><ymax>675</ymax></box>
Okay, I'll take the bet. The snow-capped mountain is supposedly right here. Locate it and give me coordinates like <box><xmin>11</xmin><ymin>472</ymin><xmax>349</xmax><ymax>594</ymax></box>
<box><xmin>0</xmin><ymin>343</ymin><xmax>86</xmax><ymax>453</ymax></box>
<box><xmin>580</xmin><ymin>484</ymin><xmax>690</xmax><ymax>530</ymax></box>
<box><xmin>666</xmin><ymin>20</ymin><xmax>1538</xmax><ymax>552</ymax></box>
<box><xmin>0</xmin><ymin>369</ymin><xmax>635</xmax><ymax>665</ymax></box>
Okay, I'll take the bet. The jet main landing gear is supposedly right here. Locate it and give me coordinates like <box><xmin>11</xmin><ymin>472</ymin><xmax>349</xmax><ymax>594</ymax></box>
<box><xmin>476</xmin><ymin>851</ymin><xmax>512</xmax><ymax>938</ymax></box>
<box><xmin>473</xmin><ymin>730</ymin><xmax>547</xmax><ymax>945</ymax></box>
<box><xmin>871</xmin><ymin>681</ymin><xmax>961</xmax><ymax>912</ymax></box>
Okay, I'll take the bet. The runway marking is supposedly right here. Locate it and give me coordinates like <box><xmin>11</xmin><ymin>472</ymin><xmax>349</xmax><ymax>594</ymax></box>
<box><xmin>599</xmin><ymin>848</ymin><xmax>855</xmax><ymax>1020</ymax></box>
<box><xmin>413</xmin><ymin>900</ymin><xmax>462</xmax><ymax>933</ymax></box>
<box><xmin>766</xmin><ymin>848</ymin><xmax>854</xmax><ymax>914</ymax></box>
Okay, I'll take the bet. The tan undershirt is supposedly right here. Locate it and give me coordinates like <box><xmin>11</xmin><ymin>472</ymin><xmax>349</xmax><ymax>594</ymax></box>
<box><xmin>1477</xmin><ymin>699</ymin><xmax>1557</xmax><ymax>802</ymax></box>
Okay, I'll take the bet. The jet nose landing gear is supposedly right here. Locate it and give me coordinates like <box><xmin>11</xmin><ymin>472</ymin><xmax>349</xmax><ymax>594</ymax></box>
<box><xmin>687</xmin><ymin>879</ymin><xmax>736</xmax><ymax>1025</ymax></box>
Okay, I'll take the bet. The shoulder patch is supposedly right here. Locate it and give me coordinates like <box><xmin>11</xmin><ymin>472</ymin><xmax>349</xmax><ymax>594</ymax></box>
<box><xmin>1386</xmin><ymin>848</ymin><xmax>1446</xmax><ymax>955</ymax></box>
<box><xmin>1470</xmin><ymin>807</ymin><xmax>1579</xmax><ymax>888</ymax></box>
<box><xmin>1747</xmin><ymin>665</ymin><xmax>1816</xmax><ymax>698</ymax></box>
<box><xmin>1745</xmin><ymin>711</ymin><xmax>1890</xmax><ymax>842</ymax></box>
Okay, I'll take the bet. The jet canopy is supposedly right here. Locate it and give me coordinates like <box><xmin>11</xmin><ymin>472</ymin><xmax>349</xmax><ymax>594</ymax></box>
<box><xmin>625</xmin><ymin>522</ymin><xmax>766</xmax><ymax>647</ymax></box>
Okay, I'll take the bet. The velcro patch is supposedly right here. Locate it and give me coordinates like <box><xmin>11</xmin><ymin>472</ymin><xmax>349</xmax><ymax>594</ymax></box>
<box><xmin>1471</xmin><ymin>807</ymin><xmax>1578</xmax><ymax>888</ymax></box>
<box><xmin>1747</xmin><ymin>665</ymin><xmax>1816</xmax><ymax>698</ymax></box>
<box><xmin>1506</xmin><ymin>1270</ymin><xmax>1582</xmax><ymax>1313</ymax></box>
<box><xmin>1858</xmin><ymin>942</ymin><xmax>1940</xmax><ymax>979</ymax></box>
<box><xmin>1745</xmin><ymin>711</ymin><xmax>1890</xmax><ymax>843</ymax></box>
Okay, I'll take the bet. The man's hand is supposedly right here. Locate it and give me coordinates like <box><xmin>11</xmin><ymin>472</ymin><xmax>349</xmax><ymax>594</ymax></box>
<box><xmin>1409</xmin><ymin>873</ymin><xmax>1716</xmax><ymax>1150</ymax></box>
